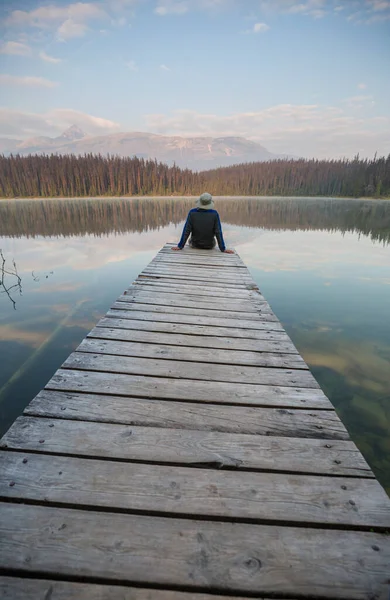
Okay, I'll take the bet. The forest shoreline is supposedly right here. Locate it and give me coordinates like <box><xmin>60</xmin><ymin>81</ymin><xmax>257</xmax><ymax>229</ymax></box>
<box><xmin>1</xmin><ymin>195</ymin><xmax>390</xmax><ymax>202</ymax></box>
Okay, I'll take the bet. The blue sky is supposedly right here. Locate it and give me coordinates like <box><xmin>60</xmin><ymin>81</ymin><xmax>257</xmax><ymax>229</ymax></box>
<box><xmin>0</xmin><ymin>0</ymin><xmax>389</xmax><ymax>158</ymax></box>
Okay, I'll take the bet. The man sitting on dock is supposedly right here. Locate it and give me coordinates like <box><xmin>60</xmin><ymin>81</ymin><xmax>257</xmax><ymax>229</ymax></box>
<box><xmin>172</xmin><ymin>192</ymin><xmax>234</xmax><ymax>253</ymax></box>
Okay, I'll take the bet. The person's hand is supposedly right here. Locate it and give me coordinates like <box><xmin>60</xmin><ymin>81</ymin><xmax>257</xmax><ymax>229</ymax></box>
<box><xmin>171</xmin><ymin>246</ymin><xmax>182</xmax><ymax>251</ymax></box>
<box><xmin>224</xmin><ymin>249</ymin><xmax>235</xmax><ymax>254</ymax></box>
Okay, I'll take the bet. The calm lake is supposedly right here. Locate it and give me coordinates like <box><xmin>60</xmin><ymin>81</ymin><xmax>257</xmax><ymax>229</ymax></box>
<box><xmin>0</xmin><ymin>196</ymin><xmax>389</xmax><ymax>495</ymax></box>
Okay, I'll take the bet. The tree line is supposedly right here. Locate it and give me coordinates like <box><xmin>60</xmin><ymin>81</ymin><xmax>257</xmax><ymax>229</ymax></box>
<box><xmin>1</xmin><ymin>197</ymin><xmax>389</xmax><ymax>244</ymax></box>
<box><xmin>0</xmin><ymin>152</ymin><xmax>389</xmax><ymax>198</ymax></box>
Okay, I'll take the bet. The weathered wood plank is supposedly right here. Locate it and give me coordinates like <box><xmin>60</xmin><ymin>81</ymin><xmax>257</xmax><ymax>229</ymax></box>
<box><xmin>132</xmin><ymin>280</ymin><xmax>264</xmax><ymax>299</ymax></box>
<box><xmin>90</xmin><ymin>322</ymin><xmax>299</xmax><ymax>353</ymax></box>
<box><xmin>47</xmin><ymin>369</ymin><xmax>332</xmax><ymax>408</ymax></box>
<box><xmin>77</xmin><ymin>338</ymin><xmax>308</xmax><ymax>370</ymax></box>
<box><xmin>112</xmin><ymin>301</ymin><xmax>278</xmax><ymax>322</ymax></box>
<box><xmin>25</xmin><ymin>390</ymin><xmax>347</xmax><ymax>438</ymax></box>
<box><xmin>142</xmin><ymin>267</ymin><xmax>254</xmax><ymax>282</ymax></box>
<box><xmin>1</xmin><ymin>416</ymin><xmax>371</xmax><ymax>476</ymax></box>
<box><xmin>100</xmin><ymin>315</ymin><xmax>291</xmax><ymax>342</ymax></box>
<box><xmin>63</xmin><ymin>352</ymin><xmax>318</xmax><ymax>388</ymax></box>
<box><xmin>151</xmin><ymin>258</ymin><xmax>247</xmax><ymax>269</ymax></box>
<box><xmin>138</xmin><ymin>274</ymin><xmax>257</xmax><ymax>289</ymax></box>
<box><xmin>1</xmin><ymin>503</ymin><xmax>388</xmax><ymax>598</ymax></box>
<box><xmin>124</xmin><ymin>288</ymin><xmax>267</xmax><ymax>310</ymax></box>
<box><xmin>143</xmin><ymin>263</ymin><xmax>253</xmax><ymax>275</ymax></box>
<box><xmin>107</xmin><ymin>308</ymin><xmax>284</xmax><ymax>331</ymax></box>
<box><xmin>0</xmin><ymin>578</ymin><xmax>277</xmax><ymax>600</ymax></box>
<box><xmin>1</xmin><ymin>453</ymin><xmax>387</xmax><ymax>527</ymax></box>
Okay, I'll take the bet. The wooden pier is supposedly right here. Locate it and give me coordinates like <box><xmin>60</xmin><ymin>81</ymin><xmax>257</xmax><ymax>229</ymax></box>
<box><xmin>0</xmin><ymin>243</ymin><xmax>389</xmax><ymax>599</ymax></box>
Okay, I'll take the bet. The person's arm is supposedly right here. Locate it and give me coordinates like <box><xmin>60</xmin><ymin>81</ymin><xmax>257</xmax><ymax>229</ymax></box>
<box><xmin>173</xmin><ymin>211</ymin><xmax>192</xmax><ymax>250</ymax></box>
<box><xmin>214</xmin><ymin>212</ymin><xmax>226</xmax><ymax>252</ymax></box>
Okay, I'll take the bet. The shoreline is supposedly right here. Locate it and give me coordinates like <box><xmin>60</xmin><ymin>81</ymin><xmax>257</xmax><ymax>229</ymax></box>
<box><xmin>1</xmin><ymin>195</ymin><xmax>389</xmax><ymax>202</ymax></box>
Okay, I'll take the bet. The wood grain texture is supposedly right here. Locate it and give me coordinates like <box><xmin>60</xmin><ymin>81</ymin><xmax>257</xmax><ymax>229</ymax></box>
<box><xmin>112</xmin><ymin>301</ymin><xmax>278</xmax><ymax>322</ymax></box>
<box><xmin>1</xmin><ymin>453</ymin><xmax>387</xmax><ymax>527</ymax></box>
<box><xmin>131</xmin><ymin>280</ymin><xmax>264</xmax><ymax>299</ymax></box>
<box><xmin>76</xmin><ymin>338</ymin><xmax>307</xmax><ymax>370</ymax></box>
<box><xmin>25</xmin><ymin>390</ymin><xmax>346</xmax><ymax>438</ymax></box>
<box><xmin>47</xmin><ymin>368</ymin><xmax>332</xmax><ymax>408</ymax></box>
<box><xmin>62</xmin><ymin>352</ymin><xmax>318</xmax><ymax>388</ymax></box>
<box><xmin>123</xmin><ymin>288</ymin><xmax>267</xmax><ymax>310</ymax></box>
<box><xmin>90</xmin><ymin>322</ymin><xmax>298</xmax><ymax>353</ymax></box>
<box><xmin>1</xmin><ymin>416</ymin><xmax>371</xmax><ymax>476</ymax></box>
<box><xmin>138</xmin><ymin>274</ymin><xmax>256</xmax><ymax>288</ymax></box>
<box><xmin>100</xmin><ymin>315</ymin><xmax>291</xmax><ymax>342</ymax></box>
<box><xmin>107</xmin><ymin>308</ymin><xmax>284</xmax><ymax>331</ymax></box>
<box><xmin>0</xmin><ymin>503</ymin><xmax>388</xmax><ymax>598</ymax></box>
<box><xmin>0</xmin><ymin>578</ymin><xmax>277</xmax><ymax>600</ymax></box>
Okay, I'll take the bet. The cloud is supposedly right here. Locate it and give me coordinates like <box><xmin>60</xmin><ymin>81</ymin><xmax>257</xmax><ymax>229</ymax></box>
<box><xmin>259</xmin><ymin>0</ymin><xmax>327</xmax><ymax>18</ymax></box>
<box><xmin>144</xmin><ymin>103</ymin><xmax>390</xmax><ymax>159</ymax></box>
<box><xmin>343</xmin><ymin>94</ymin><xmax>375</xmax><ymax>109</ymax></box>
<box><xmin>126</xmin><ymin>60</ymin><xmax>138</xmax><ymax>71</ymax></box>
<box><xmin>5</xmin><ymin>2</ymin><xmax>107</xmax><ymax>39</ymax></box>
<box><xmin>0</xmin><ymin>41</ymin><xmax>32</xmax><ymax>56</ymax></box>
<box><xmin>358</xmin><ymin>82</ymin><xmax>367</xmax><ymax>89</ymax></box>
<box><xmin>39</xmin><ymin>51</ymin><xmax>63</xmax><ymax>63</ymax></box>
<box><xmin>57</xmin><ymin>19</ymin><xmax>88</xmax><ymax>39</ymax></box>
<box><xmin>160</xmin><ymin>64</ymin><xmax>171</xmax><ymax>71</ymax></box>
<box><xmin>253</xmin><ymin>22</ymin><xmax>270</xmax><ymax>32</ymax></box>
<box><xmin>0</xmin><ymin>107</ymin><xmax>120</xmax><ymax>138</ymax></box>
<box><xmin>155</xmin><ymin>1</ymin><xmax>189</xmax><ymax>15</ymax></box>
<box><xmin>0</xmin><ymin>74</ymin><xmax>58</xmax><ymax>88</ymax></box>
<box><xmin>154</xmin><ymin>0</ymin><xmax>232</xmax><ymax>15</ymax></box>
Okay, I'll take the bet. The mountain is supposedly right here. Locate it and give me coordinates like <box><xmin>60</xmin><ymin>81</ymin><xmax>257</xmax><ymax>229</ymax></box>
<box><xmin>0</xmin><ymin>126</ymin><xmax>284</xmax><ymax>170</ymax></box>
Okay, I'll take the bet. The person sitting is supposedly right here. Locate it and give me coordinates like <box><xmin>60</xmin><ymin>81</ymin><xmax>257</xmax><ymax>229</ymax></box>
<box><xmin>172</xmin><ymin>192</ymin><xmax>234</xmax><ymax>253</ymax></box>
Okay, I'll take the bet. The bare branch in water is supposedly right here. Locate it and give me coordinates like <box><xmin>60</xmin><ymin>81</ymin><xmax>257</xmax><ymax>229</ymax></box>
<box><xmin>0</xmin><ymin>249</ymin><xmax>22</xmax><ymax>310</ymax></box>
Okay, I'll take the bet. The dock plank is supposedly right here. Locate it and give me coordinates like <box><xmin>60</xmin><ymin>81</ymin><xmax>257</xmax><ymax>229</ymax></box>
<box><xmin>77</xmin><ymin>338</ymin><xmax>308</xmax><ymax>369</ymax></box>
<box><xmin>90</xmin><ymin>321</ymin><xmax>299</xmax><ymax>353</ymax></box>
<box><xmin>131</xmin><ymin>280</ymin><xmax>264</xmax><ymax>299</ymax></box>
<box><xmin>0</xmin><ymin>578</ymin><xmax>278</xmax><ymax>600</ymax></box>
<box><xmin>1</xmin><ymin>503</ymin><xmax>388</xmax><ymax>598</ymax></box>
<box><xmin>0</xmin><ymin>416</ymin><xmax>371</xmax><ymax>476</ymax></box>
<box><xmin>139</xmin><ymin>274</ymin><xmax>257</xmax><ymax>288</ymax></box>
<box><xmin>47</xmin><ymin>368</ymin><xmax>332</xmax><ymax>408</ymax></box>
<box><xmin>99</xmin><ymin>315</ymin><xmax>291</xmax><ymax>342</ymax></box>
<box><xmin>63</xmin><ymin>352</ymin><xmax>318</xmax><ymax>387</ymax></box>
<box><xmin>25</xmin><ymin>390</ymin><xmax>348</xmax><ymax>438</ymax></box>
<box><xmin>1</xmin><ymin>453</ymin><xmax>387</xmax><ymax>527</ymax></box>
<box><xmin>107</xmin><ymin>308</ymin><xmax>284</xmax><ymax>331</ymax></box>
<box><xmin>112</xmin><ymin>301</ymin><xmax>278</xmax><ymax>322</ymax></box>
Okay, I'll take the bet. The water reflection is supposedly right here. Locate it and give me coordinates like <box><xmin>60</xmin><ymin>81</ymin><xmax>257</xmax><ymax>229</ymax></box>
<box><xmin>0</xmin><ymin>197</ymin><xmax>389</xmax><ymax>495</ymax></box>
<box><xmin>1</xmin><ymin>197</ymin><xmax>389</xmax><ymax>244</ymax></box>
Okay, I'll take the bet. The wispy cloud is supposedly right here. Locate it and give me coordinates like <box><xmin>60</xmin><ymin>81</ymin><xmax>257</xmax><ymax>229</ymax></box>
<box><xmin>39</xmin><ymin>51</ymin><xmax>63</xmax><ymax>64</ymax></box>
<box><xmin>0</xmin><ymin>41</ymin><xmax>32</xmax><ymax>56</ymax></box>
<box><xmin>253</xmin><ymin>22</ymin><xmax>270</xmax><ymax>32</ymax></box>
<box><xmin>0</xmin><ymin>74</ymin><xmax>58</xmax><ymax>88</ymax></box>
<box><xmin>259</xmin><ymin>0</ymin><xmax>327</xmax><ymax>19</ymax></box>
<box><xmin>5</xmin><ymin>2</ymin><xmax>107</xmax><ymax>39</ymax></box>
<box><xmin>160</xmin><ymin>64</ymin><xmax>171</xmax><ymax>71</ymax></box>
<box><xmin>155</xmin><ymin>1</ymin><xmax>189</xmax><ymax>15</ymax></box>
<box><xmin>154</xmin><ymin>0</ymin><xmax>231</xmax><ymax>15</ymax></box>
<box><xmin>126</xmin><ymin>59</ymin><xmax>138</xmax><ymax>71</ymax></box>
<box><xmin>0</xmin><ymin>107</ymin><xmax>120</xmax><ymax>138</ymax></box>
<box><xmin>358</xmin><ymin>82</ymin><xmax>367</xmax><ymax>89</ymax></box>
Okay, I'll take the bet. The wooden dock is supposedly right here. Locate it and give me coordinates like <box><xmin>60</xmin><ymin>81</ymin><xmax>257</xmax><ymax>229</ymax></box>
<box><xmin>0</xmin><ymin>242</ymin><xmax>389</xmax><ymax>599</ymax></box>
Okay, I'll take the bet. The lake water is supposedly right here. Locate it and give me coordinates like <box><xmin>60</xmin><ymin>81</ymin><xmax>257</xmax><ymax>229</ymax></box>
<box><xmin>1</xmin><ymin>196</ymin><xmax>389</xmax><ymax>495</ymax></box>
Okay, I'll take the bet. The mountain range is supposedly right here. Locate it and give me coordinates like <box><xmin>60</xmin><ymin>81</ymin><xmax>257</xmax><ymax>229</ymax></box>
<box><xmin>0</xmin><ymin>125</ymin><xmax>285</xmax><ymax>170</ymax></box>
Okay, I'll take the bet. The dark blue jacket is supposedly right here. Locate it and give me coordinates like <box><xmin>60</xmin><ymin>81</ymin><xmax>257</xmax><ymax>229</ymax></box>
<box><xmin>178</xmin><ymin>208</ymin><xmax>226</xmax><ymax>251</ymax></box>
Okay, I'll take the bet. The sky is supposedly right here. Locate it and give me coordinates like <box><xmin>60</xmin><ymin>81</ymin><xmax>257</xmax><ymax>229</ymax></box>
<box><xmin>0</xmin><ymin>0</ymin><xmax>389</xmax><ymax>159</ymax></box>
